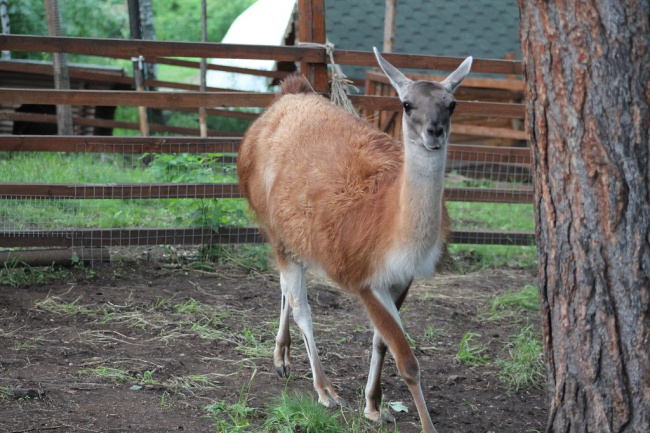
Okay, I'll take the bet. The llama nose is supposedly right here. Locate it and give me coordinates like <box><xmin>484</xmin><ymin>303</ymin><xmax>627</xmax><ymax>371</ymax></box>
<box><xmin>427</xmin><ymin>124</ymin><xmax>444</xmax><ymax>138</ymax></box>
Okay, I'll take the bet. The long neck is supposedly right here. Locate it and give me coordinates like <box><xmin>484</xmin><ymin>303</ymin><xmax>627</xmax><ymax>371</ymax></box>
<box><xmin>396</xmin><ymin>141</ymin><xmax>447</xmax><ymax>244</ymax></box>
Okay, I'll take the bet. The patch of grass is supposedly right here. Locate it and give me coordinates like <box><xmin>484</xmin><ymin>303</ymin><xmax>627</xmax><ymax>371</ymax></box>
<box><xmin>78</xmin><ymin>366</ymin><xmax>132</xmax><ymax>384</ymax></box>
<box><xmin>0</xmin><ymin>384</ymin><xmax>12</xmax><ymax>399</ymax></box>
<box><xmin>174</xmin><ymin>298</ymin><xmax>208</xmax><ymax>314</ymax></box>
<box><xmin>34</xmin><ymin>293</ymin><xmax>96</xmax><ymax>317</ymax></box>
<box><xmin>489</xmin><ymin>285</ymin><xmax>539</xmax><ymax>320</ymax></box>
<box><xmin>168</xmin><ymin>373</ymin><xmax>228</xmax><ymax>390</ymax></box>
<box><xmin>424</xmin><ymin>325</ymin><xmax>445</xmax><ymax>342</ymax></box>
<box><xmin>204</xmin><ymin>370</ymin><xmax>258</xmax><ymax>432</ymax></box>
<box><xmin>455</xmin><ymin>332</ymin><xmax>489</xmax><ymax>365</ymax></box>
<box><xmin>446</xmin><ymin>202</ymin><xmax>534</xmax><ymax>232</ymax></box>
<box><xmin>497</xmin><ymin>324</ymin><xmax>545</xmax><ymax>392</ymax></box>
<box><xmin>237</xmin><ymin>326</ymin><xmax>274</xmax><ymax>358</ymax></box>
<box><xmin>264</xmin><ymin>390</ymin><xmax>343</xmax><ymax>433</ymax></box>
<box><xmin>200</xmin><ymin>244</ymin><xmax>271</xmax><ymax>272</ymax></box>
<box><xmin>14</xmin><ymin>342</ymin><xmax>35</xmax><ymax>350</ymax></box>
<box><xmin>0</xmin><ymin>259</ymin><xmax>71</xmax><ymax>287</ymax></box>
<box><xmin>448</xmin><ymin>244</ymin><xmax>537</xmax><ymax>272</ymax></box>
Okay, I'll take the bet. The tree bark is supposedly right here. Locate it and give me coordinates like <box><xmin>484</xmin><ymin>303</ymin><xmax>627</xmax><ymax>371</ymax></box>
<box><xmin>518</xmin><ymin>1</ymin><xmax>650</xmax><ymax>431</ymax></box>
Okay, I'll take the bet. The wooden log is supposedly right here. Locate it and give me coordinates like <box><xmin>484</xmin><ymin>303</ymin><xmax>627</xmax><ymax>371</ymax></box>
<box><xmin>0</xmin><ymin>247</ymin><xmax>110</xmax><ymax>266</ymax></box>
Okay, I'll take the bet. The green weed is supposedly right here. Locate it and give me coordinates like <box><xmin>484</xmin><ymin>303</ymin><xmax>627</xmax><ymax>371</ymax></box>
<box><xmin>0</xmin><ymin>259</ymin><xmax>70</xmax><ymax>287</ymax></box>
<box><xmin>78</xmin><ymin>366</ymin><xmax>132</xmax><ymax>384</ymax></box>
<box><xmin>0</xmin><ymin>385</ymin><xmax>12</xmax><ymax>399</ymax></box>
<box><xmin>15</xmin><ymin>342</ymin><xmax>35</xmax><ymax>350</ymax></box>
<box><xmin>264</xmin><ymin>390</ymin><xmax>343</xmax><ymax>433</ymax></box>
<box><xmin>424</xmin><ymin>326</ymin><xmax>445</xmax><ymax>342</ymax></box>
<box><xmin>204</xmin><ymin>370</ymin><xmax>258</xmax><ymax>432</ymax></box>
<box><xmin>237</xmin><ymin>326</ymin><xmax>273</xmax><ymax>358</ymax></box>
<box><xmin>174</xmin><ymin>298</ymin><xmax>207</xmax><ymax>314</ymax></box>
<box><xmin>489</xmin><ymin>285</ymin><xmax>539</xmax><ymax>320</ymax></box>
<box><xmin>455</xmin><ymin>332</ymin><xmax>489</xmax><ymax>365</ymax></box>
<box><xmin>497</xmin><ymin>324</ymin><xmax>545</xmax><ymax>392</ymax></box>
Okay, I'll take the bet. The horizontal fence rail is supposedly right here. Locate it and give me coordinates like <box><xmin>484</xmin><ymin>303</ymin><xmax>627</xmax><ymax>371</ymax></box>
<box><xmin>0</xmin><ymin>183</ymin><xmax>532</xmax><ymax>203</ymax></box>
<box><xmin>0</xmin><ymin>35</ymin><xmax>523</xmax><ymax>75</ymax></box>
<box><xmin>0</xmin><ymin>88</ymin><xmax>525</xmax><ymax>118</ymax></box>
<box><xmin>0</xmin><ymin>228</ymin><xmax>535</xmax><ymax>248</ymax></box>
<box><xmin>0</xmin><ymin>136</ymin><xmax>531</xmax><ymax>160</ymax></box>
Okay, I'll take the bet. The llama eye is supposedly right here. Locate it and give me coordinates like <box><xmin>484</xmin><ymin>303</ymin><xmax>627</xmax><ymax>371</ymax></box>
<box><xmin>402</xmin><ymin>101</ymin><xmax>412</xmax><ymax>114</ymax></box>
<box><xmin>449</xmin><ymin>100</ymin><xmax>457</xmax><ymax>115</ymax></box>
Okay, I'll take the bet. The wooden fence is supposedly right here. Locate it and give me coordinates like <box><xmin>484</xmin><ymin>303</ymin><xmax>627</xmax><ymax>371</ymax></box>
<box><xmin>0</xmin><ymin>33</ymin><xmax>534</xmax><ymax>257</ymax></box>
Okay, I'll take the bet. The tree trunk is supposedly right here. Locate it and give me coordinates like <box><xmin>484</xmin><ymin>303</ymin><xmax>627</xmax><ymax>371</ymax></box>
<box><xmin>518</xmin><ymin>1</ymin><xmax>650</xmax><ymax>431</ymax></box>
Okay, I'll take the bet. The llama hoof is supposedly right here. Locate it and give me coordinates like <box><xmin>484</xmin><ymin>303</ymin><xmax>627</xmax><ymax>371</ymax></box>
<box><xmin>274</xmin><ymin>364</ymin><xmax>291</xmax><ymax>378</ymax></box>
<box><xmin>365</xmin><ymin>409</ymin><xmax>395</xmax><ymax>424</ymax></box>
<box><xmin>319</xmin><ymin>390</ymin><xmax>345</xmax><ymax>408</ymax></box>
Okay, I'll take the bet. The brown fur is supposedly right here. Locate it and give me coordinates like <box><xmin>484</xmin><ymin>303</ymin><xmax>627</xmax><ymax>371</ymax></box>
<box><xmin>238</xmin><ymin>75</ymin><xmax>419</xmax><ymax>290</ymax></box>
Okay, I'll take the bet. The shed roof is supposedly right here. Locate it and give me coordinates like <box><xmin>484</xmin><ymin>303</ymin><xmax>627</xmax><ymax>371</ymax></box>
<box><xmin>325</xmin><ymin>0</ymin><xmax>521</xmax><ymax>79</ymax></box>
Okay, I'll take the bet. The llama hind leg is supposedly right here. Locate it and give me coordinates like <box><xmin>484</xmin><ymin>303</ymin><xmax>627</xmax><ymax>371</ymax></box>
<box><xmin>273</xmin><ymin>272</ymin><xmax>292</xmax><ymax>378</ymax></box>
<box><xmin>281</xmin><ymin>260</ymin><xmax>343</xmax><ymax>408</ymax></box>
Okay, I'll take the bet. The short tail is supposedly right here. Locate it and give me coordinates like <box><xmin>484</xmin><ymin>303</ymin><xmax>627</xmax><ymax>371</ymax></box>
<box><xmin>275</xmin><ymin>74</ymin><xmax>314</xmax><ymax>101</ymax></box>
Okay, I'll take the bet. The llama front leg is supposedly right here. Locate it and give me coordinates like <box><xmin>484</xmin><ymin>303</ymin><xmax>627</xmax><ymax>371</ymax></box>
<box><xmin>365</xmin><ymin>282</ymin><xmax>411</xmax><ymax>422</ymax></box>
<box><xmin>273</xmin><ymin>273</ymin><xmax>292</xmax><ymax>378</ymax></box>
<box><xmin>281</xmin><ymin>261</ymin><xmax>344</xmax><ymax>408</ymax></box>
<box><xmin>364</xmin><ymin>330</ymin><xmax>395</xmax><ymax>422</ymax></box>
<box><xmin>360</xmin><ymin>287</ymin><xmax>438</xmax><ymax>433</ymax></box>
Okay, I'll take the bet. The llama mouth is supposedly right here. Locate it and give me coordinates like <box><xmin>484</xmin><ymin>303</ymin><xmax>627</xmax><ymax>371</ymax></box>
<box><xmin>423</xmin><ymin>143</ymin><xmax>442</xmax><ymax>151</ymax></box>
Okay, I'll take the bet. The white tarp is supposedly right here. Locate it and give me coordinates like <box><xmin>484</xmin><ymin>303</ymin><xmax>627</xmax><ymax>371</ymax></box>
<box><xmin>207</xmin><ymin>0</ymin><xmax>297</xmax><ymax>92</ymax></box>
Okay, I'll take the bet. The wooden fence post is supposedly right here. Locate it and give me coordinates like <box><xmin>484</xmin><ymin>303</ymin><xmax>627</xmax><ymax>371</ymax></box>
<box><xmin>43</xmin><ymin>0</ymin><xmax>73</xmax><ymax>135</ymax></box>
<box><xmin>127</xmin><ymin>0</ymin><xmax>150</xmax><ymax>137</ymax></box>
<box><xmin>383</xmin><ymin>0</ymin><xmax>396</xmax><ymax>53</ymax></box>
<box><xmin>298</xmin><ymin>0</ymin><xmax>328</xmax><ymax>93</ymax></box>
<box><xmin>198</xmin><ymin>0</ymin><xmax>208</xmax><ymax>138</ymax></box>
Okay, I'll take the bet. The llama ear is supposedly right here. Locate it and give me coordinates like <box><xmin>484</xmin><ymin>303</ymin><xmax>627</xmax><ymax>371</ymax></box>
<box><xmin>373</xmin><ymin>47</ymin><xmax>412</xmax><ymax>99</ymax></box>
<box><xmin>441</xmin><ymin>56</ymin><xmax>473</xmax><ymax>93</ymax></box>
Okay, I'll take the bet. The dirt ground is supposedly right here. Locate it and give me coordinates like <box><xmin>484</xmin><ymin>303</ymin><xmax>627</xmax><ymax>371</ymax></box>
<box><xmin>0</xmin><ymin>248</ymin><xmax>547</xmax><ymax>433</ymax></box>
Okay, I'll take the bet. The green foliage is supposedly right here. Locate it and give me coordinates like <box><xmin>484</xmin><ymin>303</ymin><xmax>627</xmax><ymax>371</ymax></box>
<box><xmin>497</xmin><ymin>324</ymin><xmax>545</xmax><ymax>392</ymax></box>
<box><xmin>455</xmin><ymin>332</ymin><xmax>489</xmax><ymax>365</ymax></box>
<box><xmin>203</xmin><ymin>370</ymin><xmax>258</xmax><ymax>432</ymax></box>
<box><xmin>448</xmin><ymin>244</ymin><xmax>537</xmax><ymax>272</ymax></box>
<box><xmin>78</xmin><ymin>366</ymin><xmax>132</xmax><ymax>384</ymax></box>
<box><xmin>199</xmin><ymin>244</ymin><xmax>270</xmax><ymax>272</ymax></box>
<box><xmin>153</xmin><ymin>0</ymin><xmax>256</xmax><ymax>42</ymax></box>
<box><xmin>446</xmin><ymin>202</ymin><xmax>534</xmax><ymax>232</ymax></box>
<box><xmin>7</xmin><ymin>0</ymin><xmax>128</xmax><ymax>60</ymax></box>
<box><xmin>0</xmin><ymin>259</ymin><xmax>71</xmax><ymax>287</ymax></box>
<box><xmin>264</xmin><ymin>391</ymin><xmax>344</xmax><ymax>433</ymax></box>
<box><xmin>489</xmin><ymin>285</ymin><xmax>539</xmax><ymax>320</ymax></box>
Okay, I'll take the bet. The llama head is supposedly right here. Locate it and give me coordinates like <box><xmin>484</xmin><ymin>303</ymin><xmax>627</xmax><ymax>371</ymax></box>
<box><xmin>373</xmin><ymin>48</ymin><xmax>472</xmax><ymax>152</ymax></box>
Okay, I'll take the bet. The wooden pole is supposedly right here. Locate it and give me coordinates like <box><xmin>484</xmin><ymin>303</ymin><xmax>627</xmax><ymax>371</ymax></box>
<box><xmin>1</xmin><ymin>0</ymin><xmax>10</xmax><ymax>60</ymax></box>
<box><xmin>43</xmin><ymin>0</ymin><xmax>73</xmax><ymax>135</ymax></box>
<box><xmin>199</xmin><ymin>0</ymin><xmax>208</xmax><ymax>138</ymax></box>
<box><xmin>383</xmin><ymin>0</ymin><xmax>396</xmax><ymax>53</ymax></box>
<box><xmin>298</xmin><ymin>0</ymin><xmax>328</xmax><ymax>93</ymax></box>
<box><xmin>127</xmin><ymin>0</ymin><xmax>150</xmax><ymax>136</ymax></box>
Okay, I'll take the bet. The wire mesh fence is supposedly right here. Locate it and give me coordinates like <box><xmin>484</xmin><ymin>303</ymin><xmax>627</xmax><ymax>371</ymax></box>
<box><xmin>0</xmin><ymin>136</ymin><xmax>533</xmax><ymax>266</ymax></box>
<box><xmin>1</xmin><ymin>35</ymin><xmax>533</xmax><ymax>266</ymax></box>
